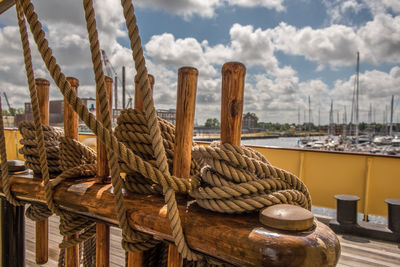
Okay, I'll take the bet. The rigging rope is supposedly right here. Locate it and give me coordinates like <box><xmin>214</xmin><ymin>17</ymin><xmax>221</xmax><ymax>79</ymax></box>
<box><xmin>5</xmin><ymin>0</ymin><xmax>314</xmax><ymax>266</ymax></box>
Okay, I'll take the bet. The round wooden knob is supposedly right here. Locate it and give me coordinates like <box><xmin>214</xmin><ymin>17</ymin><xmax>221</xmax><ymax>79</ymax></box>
<box><xmin>259</xmin><ymin>204</ymin><xmax>314</xmax><ymax>231</ymax></box>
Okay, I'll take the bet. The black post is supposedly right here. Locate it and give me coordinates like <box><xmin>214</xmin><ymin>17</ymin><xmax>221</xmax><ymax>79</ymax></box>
<box><xmin>334</xmin><ymin>194</ymin><xmax>360</xmax><ymax>225</ymax></box>
<box><xmin>385</xmin><ymin>198</ymin><xmax>400</xmax><ymax>233</ymax></box>
<box><xmin>1</xmin><ymin>197</ymin><xmax>25</xmax><ymax>267</ymax></box>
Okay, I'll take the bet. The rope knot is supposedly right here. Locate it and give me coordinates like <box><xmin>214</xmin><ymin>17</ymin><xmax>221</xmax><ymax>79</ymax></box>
<box><xmin>190</xmin><ymin>142</ymin><xmax>312</xmax><ymax>213</ymax></box>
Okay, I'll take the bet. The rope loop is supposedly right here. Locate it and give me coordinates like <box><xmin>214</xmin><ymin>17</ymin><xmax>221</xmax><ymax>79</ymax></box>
<box><xmin>191</xmin><ymin>142</ymin><xmax>312</xmax><ymax>213</ymax></box>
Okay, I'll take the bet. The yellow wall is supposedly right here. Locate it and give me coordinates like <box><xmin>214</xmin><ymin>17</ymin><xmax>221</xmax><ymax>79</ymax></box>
<box><xmin>5</xmin><ymin>129</ymin><xmax>400</xmax><ymax>217</ymax></box>
<box><xmin>251</xmin><ymin>146</ymin><xmax>400</xmax><ymax>217</ymax></box>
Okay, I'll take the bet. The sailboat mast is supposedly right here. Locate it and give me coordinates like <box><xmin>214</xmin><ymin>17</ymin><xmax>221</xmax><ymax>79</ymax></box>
<box><xmin>308</xmin><ymin>96</ymin><xmax>311</xmax><ymax>130</ymax></box>
<box><xmin>355</xmin><ymin>52</ymin><xmax>360</xmax><ymax>144</ymax></box>
<box><xmin>389</xmin><ymin>95</ymin><xmax>394</xmax><ymax>136</ymax></box>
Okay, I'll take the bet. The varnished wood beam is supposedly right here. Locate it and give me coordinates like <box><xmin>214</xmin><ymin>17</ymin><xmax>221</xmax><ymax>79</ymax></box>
<box><xmin>168</xmin><ymin>67</ymin><xmax>198</xmax><ymax>267</ymax></box>
<box><xmin>34</xmin><ymin>78</ymin><xmax>49</xmax><ymax>264</ymax></box>
<box><xmin>4</xmin><ymin>175</ymin><xmax>340</xmax><ymax>267</ymax></box>
<box><xmin>64</xmin><ymin>77</ymin><xmax>80</xmax><ymax>267</ymax></box>
<box><xmin>95</xmin><ymin>76</ymin><xmax>113</xmax><ymax>267</ymax></box>
<box><xmin>220</xmin><ymin>62</ymin><xmax>246</xmax><ymax>146</ymax></box>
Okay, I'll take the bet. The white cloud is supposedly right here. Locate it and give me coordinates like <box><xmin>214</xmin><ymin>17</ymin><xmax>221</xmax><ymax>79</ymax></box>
<box><xmin>358</xmin><ymin>14</ymin><xmax>400</xmax><ymax>63</ymax></box>
<box><xmin>268</xmin><ymin>22</ymin><xmax>364</xmax><ymax>67</ymax></box>
<box><xmin>226</xmin><ymin>0</ymin><xmax>285</xmax><ymax>12</ymax></box>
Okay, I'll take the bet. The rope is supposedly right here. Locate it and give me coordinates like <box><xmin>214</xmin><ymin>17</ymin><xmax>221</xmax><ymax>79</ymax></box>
<box><xmin>116</xmin><ymin>108</ymin><xmax>202</xmax><ymax>195</ymax></box>
<box><xmin>19</xmin><ymin>0</ymin><xmax>200</xmax><ymax>261</ymax></box>
<box><xmin>190</xmin><ymin>142</ymin><xmax>311</xmax><ymax>213</ymax></box>
<box><xmin>18</xmin><ymin>121</ymin><xmax>63</xmax><ymax>175</ymax></box>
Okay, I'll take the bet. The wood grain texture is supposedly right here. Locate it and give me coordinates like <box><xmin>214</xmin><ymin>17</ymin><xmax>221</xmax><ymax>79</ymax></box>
<box><xmin>220</xmin><ymin>62</ymin><xmax>246</xmax><ymax>146</ymax></box>
<box><xmin>127</xmin><ymin>74</ymin><xmax>155</xmax><ymax>267</ymax></box>
<box><xmin>5</xmin><ymin>175</ymin><xmax>340</xmax><ymax>267</ymax></box>
<box><xmin>95</xmin><ymin>76</ymin><xmax>113</xmax><ymax>184</ymax></box>
<box><xmin>36</xmin><ymin>78</ymin><xmax>49</xmax><ymax>126</ymax></box>
<box><xmin>96</xmin><ymin>222</ymin><xmax>110</xmax><ymax>267</ymax></box>
<box><xmin>134</xmin><ymin>74</ymin><xmax>154</xmax><ymax>111</ymax></box>
<box><xmin>168</xmin><ymin>67</ymin><xmax>198</xmax><ymax>267</ymax></box>
<box><xmin>35</xmin><ymin>78</ymin><xmax>50</xmax><ymax>264</ymax></box>
<box><xmin>64</xmin><ymin>77</ymin><xmax>79</xmax><ymax>139</ymax></box>
<box><xmin>64</xmin><ymin>77</ymin><xmax>80</xmax><ymax>267</ymax></box>
<box><xmin>96</xmin><ymin>76</ymin><xmax>113</xmax><ymax>266</ymax></box>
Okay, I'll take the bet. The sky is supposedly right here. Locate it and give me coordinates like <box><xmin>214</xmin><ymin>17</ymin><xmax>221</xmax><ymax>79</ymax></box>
<box><xmin>0</xmin><ymin>0</ymin><xmax>399</xmax><ymax>125</ymax></box>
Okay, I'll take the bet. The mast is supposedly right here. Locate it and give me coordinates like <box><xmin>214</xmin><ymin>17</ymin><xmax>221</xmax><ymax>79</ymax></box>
<box><xmin>329</xmin><ymin>100</ymin><xmax>334</xmax><ymax>135</ymax></box>
<box><xmin>298</xmin><ymin>107</ymin><xmax>300</xmax><ymax>125</ymax></box>
<box><xmin>343</xmin><ymin>106</ymin><xmax>347</xmax><ymax>137</ymax></box>
<box><xmin>355</xmin><ymin>51</ymin><xmax>360</xmax><ymax>144</ymax></box>
<box><xmin>308</xmin><ymin>96</ymin><xmax>311</xmax><ymax>131</ymax></box>
<box><xmin>318</xmin><ymin>106</ymin><xmax>320</xmax><ymax>126</ymax></box>
<box><xmin>389</xmin><ymin>95</ymin><xmax>394</xmax><ymax>136</ymax></box>
<box><xmin>122</xmin><ymin>66</ymin><xmax>126</xmax><ymax>109</ymax></box>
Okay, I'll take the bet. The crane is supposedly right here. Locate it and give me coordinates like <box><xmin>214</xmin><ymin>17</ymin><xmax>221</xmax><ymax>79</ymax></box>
<box><xmin>3</xmin><ymin>92</ymin><xmax>15</xmax><ymax>116</ymax></box>
<box><xmin>100</xmin><ymin>50</ymin><xmax>133</xmax><ymax>109</ymax></box>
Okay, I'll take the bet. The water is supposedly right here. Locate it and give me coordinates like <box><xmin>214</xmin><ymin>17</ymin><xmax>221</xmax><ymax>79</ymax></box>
<box><xmin>241</xmin><ymin>137</ymin><xmax>299</xmax><ymax>148</ymax></box>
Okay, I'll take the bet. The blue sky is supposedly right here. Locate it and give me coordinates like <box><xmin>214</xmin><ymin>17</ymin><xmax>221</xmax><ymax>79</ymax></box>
<box><xmin>0</xmin><ymin>0</ymin><xmax>399</xmax><ymax>124</ymax></box>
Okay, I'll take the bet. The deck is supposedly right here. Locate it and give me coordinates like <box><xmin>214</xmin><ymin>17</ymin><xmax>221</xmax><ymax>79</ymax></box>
<box><xmin>24</xmin><ymin>216</ymin><xmax>399</xmax><ymax>267</ymax></box>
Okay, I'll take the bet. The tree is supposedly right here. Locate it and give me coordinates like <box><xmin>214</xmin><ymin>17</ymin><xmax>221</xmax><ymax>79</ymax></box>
<box><xmin>204</xmin><ymin>118</ymin><xmax>220</xmax><ymax>128</ymax></box>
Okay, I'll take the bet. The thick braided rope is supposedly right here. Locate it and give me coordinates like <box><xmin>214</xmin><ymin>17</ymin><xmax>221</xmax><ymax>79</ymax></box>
<box><xmin>191</xmin><ymin>142</ymin><xmax>312</xmax><ymax>213</ymax></box>
<box><xmin>0</xmin><ymin>97</ymin><xmax>23</xmax><ymax>205</ymax></box>
<box><xmin>14</xmin><ymin>0</ymin><xmax>53</xmax><ymax>215</ymax></box>
<box><xmin>21</xmin><ymin>0</ymin><xmax>199</xmax><ymax>260</ymax></box>
<box><xmin>59</xmin><ymin>136</ymin><xmax>97</xmax><ymax>171</ymax></box>
<box><xmin>21</xmin><ymin>0</ymin><xmax>197</xmax><ymax>193</ymax></box>
<box><xmin>83</xmin><ymin>0</ymin><xmax>159</xmax><ymax>252</ymax></box>
<box><xmin>18</xmin><ymin>121</ymin><xmax>63</xmax><ymax>175</ymax></box>
<box><xmin>116</xmin><ymin>108</ymin><xmax>202</xmax><ymax>195</ymax></box>
<box><xmin>17</xmin><ymin>4</ymin><xmax>98</xmax><ymax>263</ymax></box>
<box><xmin>121</xmin><ymin>1</ymin><xmax>200</xmax><ymax>259</ymax></box>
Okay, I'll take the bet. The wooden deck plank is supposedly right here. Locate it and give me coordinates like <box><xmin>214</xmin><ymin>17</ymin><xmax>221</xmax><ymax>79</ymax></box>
<box><xmin>24</xmin><ymin>215</ymin><xmax>399</xmax><ymax>267</ymax></box>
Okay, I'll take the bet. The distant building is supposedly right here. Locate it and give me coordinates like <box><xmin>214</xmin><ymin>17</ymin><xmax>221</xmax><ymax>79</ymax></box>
<box><xmin>242</xmin><ymin>113</ymin><xmax>258</xmax><ymax>129</ymax></box>
<box><xmin>15</xmin><ymin>98</ymin><xmax>95</xmax><ymax>127</ymax></box>
<box><xmin>157</xmin><ymin>109</ymin><xmax>176</xmax><ymax>125</ymax></box>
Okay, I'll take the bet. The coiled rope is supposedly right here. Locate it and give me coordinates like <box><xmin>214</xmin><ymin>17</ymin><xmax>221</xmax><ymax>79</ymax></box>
<box><xmin>18</xmin><ymin>121</ymin><xmax>63</xmax><ymax>175</ymax></box>
<box><xmin>191</xmin><ymin>142</ymin><xmax>311</xmax><ymax>213</ymax></box>
<box><xmin>116</xmin><ymin>108</ymin><xmax>202</xmax><ymax>194</ymax></box>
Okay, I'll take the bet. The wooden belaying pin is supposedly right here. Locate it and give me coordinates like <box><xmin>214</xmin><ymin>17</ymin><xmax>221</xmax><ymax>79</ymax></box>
<box><xmin>95</xmin><ymin>76</ymin><xmax>113</xmax><ymax>184</ymax></box>
<box><xmin>64</xmin><ymin>77</ymin><xmax>80</xmax><ymax>267</ymax></box>
<box><xmin>95</xmin><ymin>76</ymin><xmax>113</xmax><ymax>267</ymax></box>
<box><xmin>35</xmin><ymin>78</ymin><xmax>50</xmax><ymax>265</ymax></box>
<box><xmin>167</xmin><ymin>67</ymin><xmax>198</xmax><ymax>267</ymax></box>
<box><xmin>127</xmin><ymin>73</ymin><xmax>154</xmax><ymax>267</ymax></box>
<box><xmin>220</xmin><ymin>62</ymin><xmax>246</xmax><ymax>146</ymax></box>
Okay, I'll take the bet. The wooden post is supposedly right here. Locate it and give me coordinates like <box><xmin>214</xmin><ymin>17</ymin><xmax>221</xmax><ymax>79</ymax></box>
<box><xmin>1</xmin><ymin>197</ymin><xmax>25</xmax><ymax>267</ymax></box>
<box><xmin>220</xmin><ymin>62</ymin><xmax>246</xmax><ymax>146</ymax></box>
<box><xmin>64</xmin><ymin>77</ymin><xmax>80</xmax><ymax>267</ymax></box>
<box><xmin>95</xmin><ymin>76</ymin><xmax>113</xmax><ymax>184</ymax></box>
<box><xmin>35</xmin><ymin>78</ymin><xmax>50</xmax><ymax>264</ymax></box>
<box><xmin>95</xmin><ymin>76</ymin><xmax>113</xmax><ymax>267</ymax></box>
<box><xmin>126</xmin><ymin>74</ymin><xmax>155</xmax><ymax>267</ymax></box>
<box><xmin>168</xmin><ymin>67</ymin><xmax>198</xmax><ymax>267</ymax></box>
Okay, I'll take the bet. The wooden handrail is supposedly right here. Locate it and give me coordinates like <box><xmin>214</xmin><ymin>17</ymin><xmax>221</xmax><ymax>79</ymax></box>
<box><xmin>4</xmin><ymin>174</ymin><xmax>340</xmax><ymax>266</ymax></box>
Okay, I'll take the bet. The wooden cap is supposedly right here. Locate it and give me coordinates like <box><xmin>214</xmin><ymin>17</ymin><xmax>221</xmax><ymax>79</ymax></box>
<box><xmin>259</xmin><ymin>204</ymin><xmax>314</xmax><ymax>231</ymax></box>
<box><xmin>35</xmin><ymin>78</ymin><xmax>50</xmax><ymax>86</ymax></box>
<box><xmin>66</xmin><ymin>77</ymin><xmax>79</xmax><ymax>87</ymax></box>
